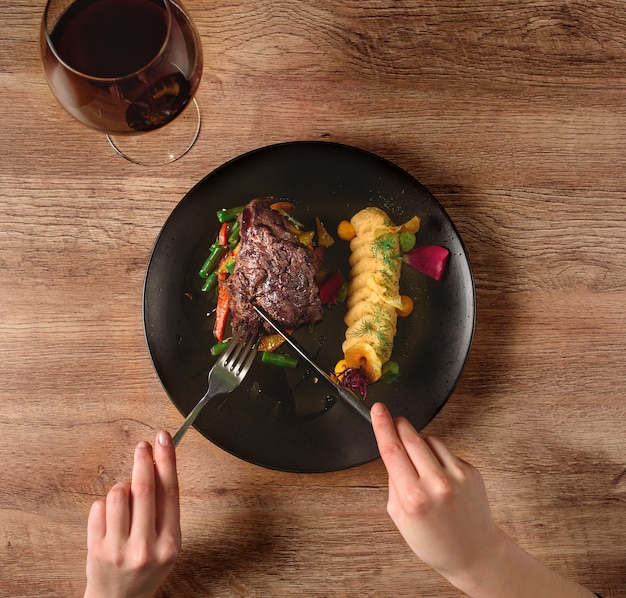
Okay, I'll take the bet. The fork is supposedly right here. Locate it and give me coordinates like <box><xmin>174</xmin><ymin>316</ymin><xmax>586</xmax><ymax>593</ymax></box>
<box><xmin>172</xmin><ymin>329</ymin><xmax>260</xmax><ymax>447</ymax></box>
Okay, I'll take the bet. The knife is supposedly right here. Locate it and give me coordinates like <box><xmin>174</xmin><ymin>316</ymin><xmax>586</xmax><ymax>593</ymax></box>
<box><xmin>253</xmin><ymin>304</ymin><xmax>372</xmax><ymax>423</ymax></box>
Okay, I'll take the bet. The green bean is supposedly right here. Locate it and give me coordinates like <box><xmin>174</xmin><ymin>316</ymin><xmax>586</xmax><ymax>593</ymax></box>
<box><xmin>261</xmin><ymin>351</ymin><xmax>298</xmax><ymax>368</ymax></box>
<box><xmin>227</xmin><ymin>220</ymin><xmax>241</xmax><ymax>246</ymax></box>
<box><xmin>216</xmin><ymin>206</ymin><xmax>244</xmax><ymax>223</ymax></box>
<box><xmin>210</xmin><ymin>339</ymin><xmax>230</xmax><ymax>356</ymax></box>
<box><xmin>198</xmin><ymin>244</ymin><xmax>226</xmax><ymax>278</ymax></box>
<box><xmin>224</xmin><ymin>257</ymin><xmax>236</xmax><ymax>274</ymax></box>
<box><xmin>201</xmin><ymin>271</ymin><xmax>218</xmax><ymax>292</ymax></box>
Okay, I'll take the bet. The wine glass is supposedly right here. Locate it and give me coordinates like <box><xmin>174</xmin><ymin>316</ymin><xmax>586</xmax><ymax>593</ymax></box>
<box><xmin>40</xmin><ymin>0</ymin><xmax>203</xmax><ymax>166</ymax></box>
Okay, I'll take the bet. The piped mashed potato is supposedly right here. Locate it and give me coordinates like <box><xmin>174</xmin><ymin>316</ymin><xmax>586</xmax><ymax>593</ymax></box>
<box><xmin>342</xmin><ymin>207</ymin><xmax>418</xmax><ymax>382</ymax></box>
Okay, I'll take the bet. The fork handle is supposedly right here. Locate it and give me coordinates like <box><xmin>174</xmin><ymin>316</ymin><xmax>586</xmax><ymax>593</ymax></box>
<box><xmin>172</xmin><ymin>392</ymin><xmax>211</xmax><ymax>447</ymax></box>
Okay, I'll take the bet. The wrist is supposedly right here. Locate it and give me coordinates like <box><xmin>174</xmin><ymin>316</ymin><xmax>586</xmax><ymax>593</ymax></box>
<box><xmin>440</xmin><ymin>527</ymin><xmax>597</xmax><ymax>598</ymax></box>
<box><xmin>437</xmin><ymin>524</ymin><xmax>513</xmax><ymax>597</ymax></box>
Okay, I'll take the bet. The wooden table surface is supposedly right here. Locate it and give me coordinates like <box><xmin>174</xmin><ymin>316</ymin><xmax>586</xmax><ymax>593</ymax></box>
<box><xmin>1</xmin><ymin>1</ymin><xmax>625</xmax><ymax>596</ymax></box>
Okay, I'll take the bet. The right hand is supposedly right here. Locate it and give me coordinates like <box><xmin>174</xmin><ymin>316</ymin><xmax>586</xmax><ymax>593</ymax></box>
<box><xmin>370</xmin><ymin>402</ymin><xmax>504</xmax><ymax>579</ymax></box>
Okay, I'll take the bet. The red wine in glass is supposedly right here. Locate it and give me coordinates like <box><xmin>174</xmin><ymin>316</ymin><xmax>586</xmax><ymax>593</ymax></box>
<box><xmin>41</xmin><ymin>0</ymin><xmax>203</xmax><ymax>165</ymax></box>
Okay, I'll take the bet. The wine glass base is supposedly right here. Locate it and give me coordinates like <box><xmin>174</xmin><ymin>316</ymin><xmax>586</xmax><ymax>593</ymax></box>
<box><xmin>106</xmin><ymin>98</ymin><xmax>201</xmax><ymax>166</ymax></box>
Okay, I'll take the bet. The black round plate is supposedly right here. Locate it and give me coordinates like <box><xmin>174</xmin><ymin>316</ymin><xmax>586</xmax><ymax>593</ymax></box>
<box><xmin>143</xmin><ymin>141</ymin><xmax>475</xmax><ymax>472</ymax></box>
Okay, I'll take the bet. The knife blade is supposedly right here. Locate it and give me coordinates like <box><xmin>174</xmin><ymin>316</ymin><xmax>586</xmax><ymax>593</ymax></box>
<box><xmin>253</xmin><ymin>304</ymin><xmax>372</xmax><ymax>423</ymax></box>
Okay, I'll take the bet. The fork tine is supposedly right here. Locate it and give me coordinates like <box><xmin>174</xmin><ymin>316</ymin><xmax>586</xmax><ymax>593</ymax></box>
<box><xmin>222</xmin><ymin>332</ymin><xmax>260</xmax><ymax>376</ymax></box>
<box><xmin>233</xmin><ymin>333</ymin><xmax>261</xmax><ymax>377</ymax></box>
<box><xmin>216</xmin><ymin>327</ymin><xmax>244</xmax><ymax>365</ymax></box>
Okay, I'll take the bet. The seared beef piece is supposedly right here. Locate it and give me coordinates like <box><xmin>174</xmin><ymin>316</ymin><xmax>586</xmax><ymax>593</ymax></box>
<box><xmin>227</xmin><ymin>197</ymin><xmax>323</xmax><ymax>337</ymax></box>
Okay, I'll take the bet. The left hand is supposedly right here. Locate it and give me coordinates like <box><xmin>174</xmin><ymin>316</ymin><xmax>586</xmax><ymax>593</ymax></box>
<box><xmin>84</xmin><ymin>430</ymin><xmax>181</xmax><ymax>598</ymax></box>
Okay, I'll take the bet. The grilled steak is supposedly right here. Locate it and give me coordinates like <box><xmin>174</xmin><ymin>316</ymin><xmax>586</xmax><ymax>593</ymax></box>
<box><xmin>227</xmin><ymin>197</ymin><xmax>323</xmax><ymax>337</ymax></box>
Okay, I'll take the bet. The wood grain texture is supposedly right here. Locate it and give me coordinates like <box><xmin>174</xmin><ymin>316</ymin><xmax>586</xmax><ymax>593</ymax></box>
<box><xmin>1</xmin><ymin>0</ymin><xmax>625</xmax><ymax>596</ymax></box>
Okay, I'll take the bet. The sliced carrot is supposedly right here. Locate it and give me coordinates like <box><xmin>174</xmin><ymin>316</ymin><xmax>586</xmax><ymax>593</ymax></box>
<box><xmin>270</xmin><ymin>201</ymin><xmax>295</xmax><ymax>213</ymax></box>
<box><xmin>218</xmin><ymin>222</ymin><xmax>229</xmax><ymax>246</ymax></box>
<box><xmin>213</xmin><ymin>283</ymin><xmax>230</xmax><ymax>341</ymax></box>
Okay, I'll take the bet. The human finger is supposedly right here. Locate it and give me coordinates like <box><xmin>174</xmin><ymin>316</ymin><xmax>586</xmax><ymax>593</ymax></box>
<box><xmin>423</xmin><ymin>436</ymin><xmax>463</xmax><ymax>470</ymax></box>
<box><xmin>130</xmin><ymin>440</ymin><xmax>156</xmax><ymax>538</ymax></box>
<box><xmin>154</xmin><ymin>431</ymin><xmax>180</xmax><ymax>538</ymax></box>
<box><xmin>87</xmin><ymin>499</ymin><xmax>106</xmax><ymax>546</ymax></box>
<box><xmin>386</xmin><ymin>471</ymin><xmax>403</xmax><ymax>517</ymax></box>
<box><xmin>105</xmin><ymin>481</ymin><xmax>132</xmax><ymax>539</ymax></box>
<box><xmin>371</xmin><ymin>403</ymin><xmax>421</xmax><ymax>486</ymax></box>
<box><xmin>393</xmin><ymin>417</ymin><xmax>449</xmax><ymax>479</ymax></box>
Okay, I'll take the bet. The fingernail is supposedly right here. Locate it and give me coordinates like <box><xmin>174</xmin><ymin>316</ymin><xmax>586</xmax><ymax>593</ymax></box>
<box><xmin>158</xmin><ymin>431</ymin><xmax>172</xmax><ymax>446</ymax></box>
<box><xmin>371</xmin><ymin>402</ymin><xmax>386</xmax><ymax>416</ymax></box>
<box><xmin>136</xmin><ymin>440</ymin><xmax>150</xmax><ymax>450</ymax></box>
